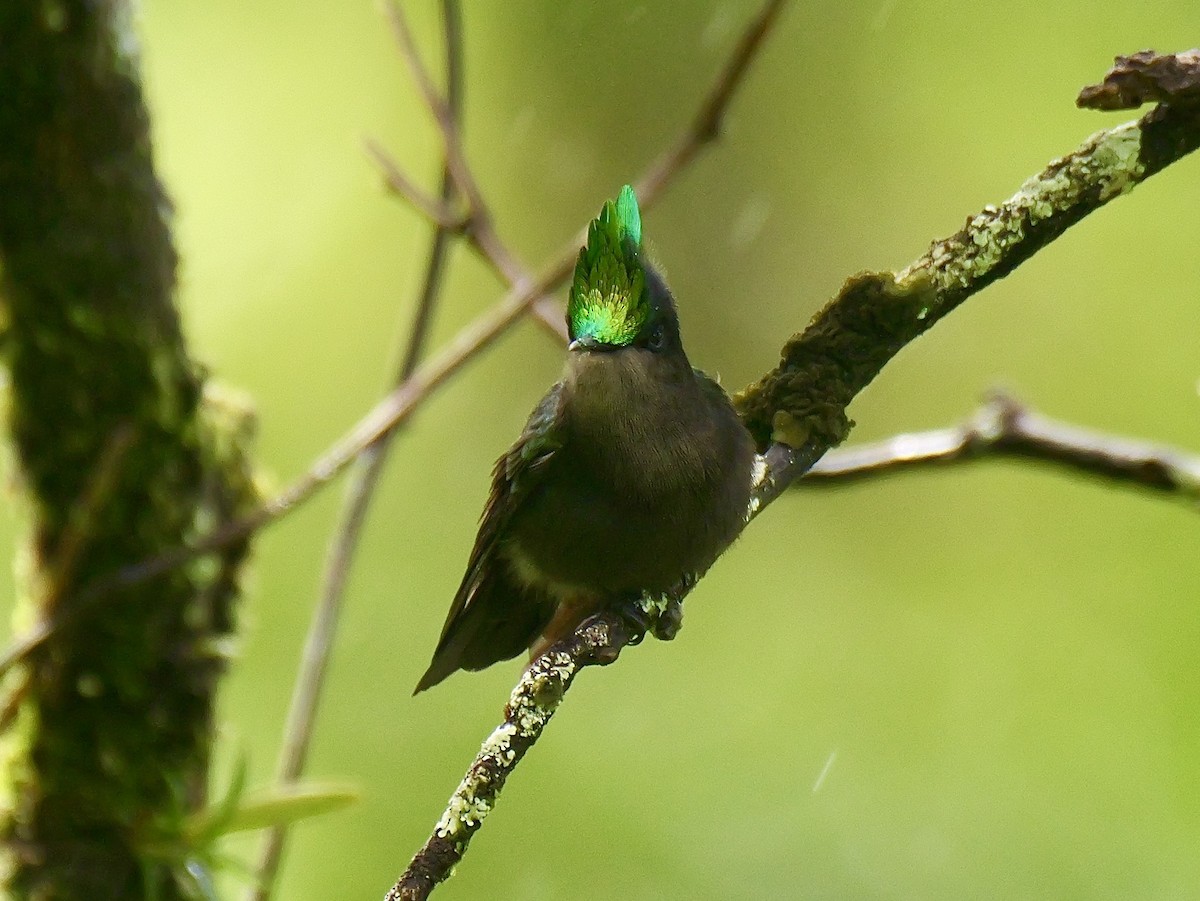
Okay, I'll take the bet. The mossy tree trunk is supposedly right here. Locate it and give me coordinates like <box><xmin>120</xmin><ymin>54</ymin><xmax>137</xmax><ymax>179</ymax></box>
<box><xmin>0</xmin><ymin>2</ymin><xmax>255</xmax><ymax>898</ymax></box>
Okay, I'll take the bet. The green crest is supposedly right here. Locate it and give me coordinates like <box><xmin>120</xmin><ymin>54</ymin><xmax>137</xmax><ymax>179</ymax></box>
<box><xmin>568</xmin><ymin>185</ymin><xmax>648</xmax><ymax>347</ymax></box>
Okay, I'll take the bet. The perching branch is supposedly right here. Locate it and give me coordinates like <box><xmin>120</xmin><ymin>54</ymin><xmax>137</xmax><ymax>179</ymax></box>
<box><xmin>387</xmin><ymin>617</ymin><xmax>648</xmax><ymax>901</ymax></box>
<box><xmin>737</xmin><ymin>48</ymin><xmax>1200</xmax><ymax>507</ymax></box>
<box><xmin>802</xmin><ymin>391</ymin><xmax>1200</xmax><ymax>503</ymax></box>
<box><xmin>388</xmin><ymin>49</ymin><xmax>1200</xmax><ymax>900</ymax></box>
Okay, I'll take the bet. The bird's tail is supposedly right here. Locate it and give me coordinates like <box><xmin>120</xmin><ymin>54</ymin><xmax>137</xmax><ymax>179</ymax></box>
<box><xmin>413</xmin><ymin>567</ymin><xmax>553</xmax><ymax>694</ymax></box>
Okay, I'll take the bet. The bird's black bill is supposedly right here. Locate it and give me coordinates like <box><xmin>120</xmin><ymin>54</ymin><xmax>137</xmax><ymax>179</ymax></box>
<box><xmin>568</xmin><ymin>336</ymin><xmax>617</xmax><ymax>352</ymax></box>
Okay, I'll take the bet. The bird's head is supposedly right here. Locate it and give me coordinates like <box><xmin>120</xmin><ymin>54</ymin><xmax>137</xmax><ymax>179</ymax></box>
<box><xmin>566</xmin><ymin>185</ymin><xmax>681</xmax><ymax>358</ymax></box>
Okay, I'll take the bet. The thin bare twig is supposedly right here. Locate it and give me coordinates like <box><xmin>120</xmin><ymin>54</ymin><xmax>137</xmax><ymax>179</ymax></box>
<box><xmin>802</xmin><ymin>391</ymin><xmax>1200</xmax><ymax>500</ymax></box>
<box><xmin>383</xmin><ymin>0</ymin><xmax>488</xmax><ymax>226</ymax></box>
<box><xmin>389</xmin><ymin>48</ymin><xmax>1200</xmax><ymax>901</ymax></box>
<box><xmin>245</xmin><ymin>4</ymin><xmax>466</xmax><ymax>899</ymax></box>
<box><xmin>377</xmin><ymin>0</ymin><xmax>569</xmax><ymax>342</ymax></box>
<box><xmin>0</xmin><ymin>0</ymin><xmax>780</xmax><ymax>680</ymax></box>
<box><xmin>369</xmin><ymin>134</ymin><xmax>569</xmax><ymax>341</ymax></box>
<box><xmin>364</xmin><ymin>138</ymin><xmax>467</xmax><ymax>231</ymax></box>
<box><xmin>367</xmin><ymin>131</ymin><xmax>569</xmax><ymax>342</ymax></box>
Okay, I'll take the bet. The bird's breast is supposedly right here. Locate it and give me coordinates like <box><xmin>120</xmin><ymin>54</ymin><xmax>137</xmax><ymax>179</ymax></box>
<box><xmin>505</xmin><ymin>352</ymin><xmax>754</xmax><ymax>595</ymax></box>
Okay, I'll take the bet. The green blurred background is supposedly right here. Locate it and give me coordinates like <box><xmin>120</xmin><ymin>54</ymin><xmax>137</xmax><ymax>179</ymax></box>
<box><xmin>10</xmin><ymin>1</ymin><xmax>1200</xmax><ymax>898</ymax></box>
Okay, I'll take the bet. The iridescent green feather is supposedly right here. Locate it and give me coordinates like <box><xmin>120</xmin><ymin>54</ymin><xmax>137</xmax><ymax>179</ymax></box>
<box><xmin>568</xmin><ymin>185</ymin><xmax>649</xmax><ymax>347</ymax></box>
<box><xmin>614</xmin><ymin>183</ymin><xmax>641</xmax><ymax>247</ymax></box>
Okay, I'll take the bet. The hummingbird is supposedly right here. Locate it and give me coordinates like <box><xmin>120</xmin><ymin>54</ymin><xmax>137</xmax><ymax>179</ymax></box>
<box><xmin>415</xmin><ymin>185</ymin><xmax>756</xmax><ymax>693</ymax></box>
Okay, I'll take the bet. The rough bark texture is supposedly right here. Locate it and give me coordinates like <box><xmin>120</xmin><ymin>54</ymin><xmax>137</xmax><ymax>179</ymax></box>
<box><xmin>0</xmin><ymin>2</ymin><xmax>256</xmax><ymax>898</ymax></box>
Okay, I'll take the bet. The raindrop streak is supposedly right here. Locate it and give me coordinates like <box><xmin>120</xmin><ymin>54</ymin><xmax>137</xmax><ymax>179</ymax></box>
<box><xmin>702</xmin><ymin>3</ymin><xmax>739</xmax><ymax>50</ymax></box>
<box><xmin>872</xmin><ymin>0</ymin><xmax>901</xmax><ymax>32</ymax></box>
<box><xmin>812</xmin><ymin>750</ymin><xmax>838</xmax><ymax>793</ymax></box>
<box><xmin>505</xmin><ymin>107</ymin><xmax>537</xmax><ymax>146</ymax></box>
<box><xmin>730</xmin><ymin>195</ymin><xmax>771</xmax><ymax>248</ymax></box>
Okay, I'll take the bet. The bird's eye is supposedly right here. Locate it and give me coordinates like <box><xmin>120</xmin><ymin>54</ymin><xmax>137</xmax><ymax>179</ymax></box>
<box><xmin>646</xmin><ymin>323</ymin><xmax>665</xmax><ymax>351</ymax></box>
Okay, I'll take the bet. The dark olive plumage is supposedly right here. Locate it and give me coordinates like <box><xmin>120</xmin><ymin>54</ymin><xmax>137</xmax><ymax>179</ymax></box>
<box><xmin>415</xmin><ymin>266</ymin><xmax>755</xmax><ymax>693</ymax></box>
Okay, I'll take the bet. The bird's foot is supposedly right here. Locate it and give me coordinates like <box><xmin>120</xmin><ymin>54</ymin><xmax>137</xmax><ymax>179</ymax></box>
<box><xmin>648</xmin><ymin>574</ymin><xmax>693</xmax><ymax>641</ymax></box>
<box><xmin>651</xmin><ymin>596</ymin><xmax>684</xmax><ymax>642</ymax></box>
<box><xmin>614</xmin><ymin>598</ymin><xmax>652</xmax><ymax>646</ymax></box>
<box><xmin>577</xmin><ymin>593</ymin><xmax>687</xmax><ymax>667</ymax></box>
<box><xmin>615</xmin><ymin>594</ymin><xmax>684</xmax><ymax>643</ymax></box>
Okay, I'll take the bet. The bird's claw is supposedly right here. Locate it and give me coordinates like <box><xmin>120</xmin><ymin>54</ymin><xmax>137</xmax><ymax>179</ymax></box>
<box><xmin>651</xmin><ymin>596</ymin><xmax>683</xmax><ymax>641</ymax></box>
<box><xmin>616</xmin><ymin>595</ymin><xmax>684</xmax><ymax>643</ymax></box>
<box><xmin>615</xmin><ymin>600</ymin><xmax>651</xmax><ymax>645</ymax></box>
<box><xmin>579</xmin><ymin>593</ymin><xmax>686</xmax><ymax>667</ymax></box>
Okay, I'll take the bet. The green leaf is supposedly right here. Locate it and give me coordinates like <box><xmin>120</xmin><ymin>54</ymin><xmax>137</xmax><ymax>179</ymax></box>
<box><xmin>185</xmin><ymin>784</ymin><xmax>360</xmax><ymax>840</ymax></box>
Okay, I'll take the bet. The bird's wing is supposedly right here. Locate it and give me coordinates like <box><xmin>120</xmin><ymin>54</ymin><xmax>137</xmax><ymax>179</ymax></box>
<box><xmin>425</xmin><ymin>382</ymin><xmax>566</xmax><ymax>654</ymax></box>
<box><xmin>456</xmin><ymin>381</ymin><xmax>565</xmax><ymax>613</ymax></box>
